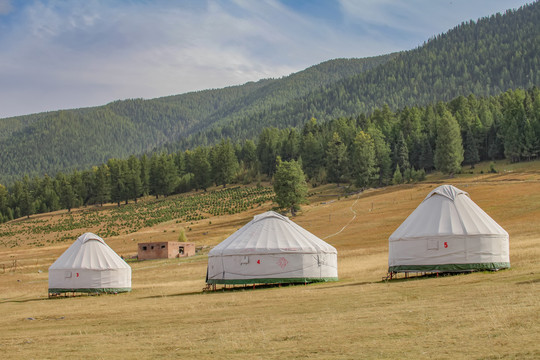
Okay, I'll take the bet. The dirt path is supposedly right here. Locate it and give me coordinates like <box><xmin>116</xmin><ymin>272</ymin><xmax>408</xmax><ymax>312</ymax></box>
<box><xmin>323</xmin><ymin>193</ymin><xmax>360</xmax><ymax>240</ymax></box>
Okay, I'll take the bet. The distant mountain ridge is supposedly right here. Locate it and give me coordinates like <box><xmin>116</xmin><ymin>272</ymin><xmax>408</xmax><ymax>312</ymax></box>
<box><xmin>178</xmin><ymin>0</ymin><xmax>539</xmax><ymax>149</ymax></box>
<box><xmin>0</xmin><ymin>55</ymin><xmax>396</xmax><ymax>184</ymax></box>
<box><xmin>1</xmin><ymin>1</ymin><xmax>539</xmax><ymax>184</ymax></box>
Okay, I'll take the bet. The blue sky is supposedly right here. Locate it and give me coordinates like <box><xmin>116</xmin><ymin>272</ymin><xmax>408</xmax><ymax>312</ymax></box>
<box><xmin>0</xmin><ymin>0</ymin><xmax>532</xmax><ymax>118</ymax></box>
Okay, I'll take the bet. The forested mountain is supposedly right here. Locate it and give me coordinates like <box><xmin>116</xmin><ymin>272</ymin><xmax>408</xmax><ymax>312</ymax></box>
<box><xmin>173</xmin><ymin>1</ymin><xmax>539</xmax><ymax>148</ymax></box>
<box><xmin>1</xmin><ymin>1</ymin><xmax>539</xmax><ymax>185</ymax></box>
<box><xmin>2</xmin><ymin>86</ymin><xmax>539</xmax><ymax>224</ymax></box>
<box><xmin>0</xmin><ymin>56</ymin><xmax>395</xmax><ymax>184</ymax></box>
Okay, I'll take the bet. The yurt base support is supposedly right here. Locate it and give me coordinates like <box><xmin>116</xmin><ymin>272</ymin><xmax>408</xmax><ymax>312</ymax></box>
<box><xmin>204</xmin><ymin>282</ymin><xmax>299</xmax><ymax>292</ymax></box>
<box><xmin>48</xmin><ymin>288</ymin><xmax>131</xmax><ymax>298</ymax></box>
<box><xmin>204</xmin><ymin>277</ymin><xmax>338</xmax><ymax>291</ymax></box>
<box><xmin>384</xmin><ymin>267</ymin><xmax>507</xmax><ymax>281</ymax></box>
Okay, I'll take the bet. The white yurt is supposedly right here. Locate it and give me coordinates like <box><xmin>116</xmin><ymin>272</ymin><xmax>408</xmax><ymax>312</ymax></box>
<box><xmin>48</xmin><ymin>232</ymin><xmax>131</xmax><ymax>294</ymax></box>
<box><xmin>388</xmin><ymin>185</ymin><xmax>510</xmax><ymax>273</ymax></box>
<box><xmin>206</xmin><ymin>211</ymin><xmax>338</xmax><ymax>285</ymax></box>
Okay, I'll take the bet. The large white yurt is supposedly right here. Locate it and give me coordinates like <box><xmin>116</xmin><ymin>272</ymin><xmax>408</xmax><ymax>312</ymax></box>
<box><xmin>206</xmin><ymin>211</ymin><xmax>338</xmax><ymax>285</ymax></box>
<box><xmin>48</xmin><ymin>232</ymin><xmax>131</xmax><ymax>294</ymax></box>
<box><xmin>388</xmin><ymin>185</ymin><xmax>510</xmax><ymax>273</ymax></box>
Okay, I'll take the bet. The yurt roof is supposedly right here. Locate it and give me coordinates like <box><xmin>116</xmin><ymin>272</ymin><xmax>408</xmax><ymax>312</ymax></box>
<box><xmin>49</xmin><ymin>232</ymin><xmax>130</xmax><ymax>270</ymax></box>
<box><xmin>389</xmin><ymin>185</ymin><xmax>508</xmax><ymax>241</ymax></box>
<box><xmin>209</xmin><ymin>211</ymin><xmax>337</xmax><ymax>256</ymax></box>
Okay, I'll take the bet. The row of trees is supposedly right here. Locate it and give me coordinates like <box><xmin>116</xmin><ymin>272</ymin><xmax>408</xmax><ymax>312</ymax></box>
<box><xmin>1</xmin><ymin>87</ymin><xmax>539</xmax><ymax>223</ymax></box>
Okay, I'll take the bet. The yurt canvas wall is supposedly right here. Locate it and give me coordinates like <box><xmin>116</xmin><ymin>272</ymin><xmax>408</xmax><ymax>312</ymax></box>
<box><xmin>388</xmin><ymin>185</ymin><xmax>510</xmax><ymax>273</ymax></box>
<box><xmin>207</xmin><ymin>211</ymin><xmax>338</xmax><ymax>284</ymax></box>
<box><xmin>49</xmin><ymin>232</ymin><xmax>131</xmax><ymax>294</ymax></box>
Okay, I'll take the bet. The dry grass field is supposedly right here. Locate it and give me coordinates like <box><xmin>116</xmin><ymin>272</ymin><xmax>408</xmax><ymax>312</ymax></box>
<box><xmin>1</xmin><ymin>160</ymin><xmax>539</xmax><ymax>359</ymax></box>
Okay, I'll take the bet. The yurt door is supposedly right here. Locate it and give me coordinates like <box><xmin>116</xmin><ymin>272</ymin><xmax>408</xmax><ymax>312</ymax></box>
<box><xmin>317</xmin><ymin>254</ymin><xmax>327</xmax><ymax>277</ymax></box>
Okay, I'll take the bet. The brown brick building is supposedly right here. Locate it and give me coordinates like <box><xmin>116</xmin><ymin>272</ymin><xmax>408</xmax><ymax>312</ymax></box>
<box><xmin>137</xmin><ymin>242</ymin><xmax>196</xmax><ymax>260</ymax></box>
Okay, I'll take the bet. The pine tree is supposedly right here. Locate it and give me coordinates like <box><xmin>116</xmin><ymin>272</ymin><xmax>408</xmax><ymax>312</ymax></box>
<box><xmin>58</xmin><ymin>175</ymin><xmax>76</xmax><ymax>212</ymax></box>
<box><xmin>503</xmin><ymin>119</ymin><xmax>521</xmax><ymax>163</ymax></box>
<box><xmin>127</xmin><ymin>155</ymin><xmax>143</xmax><ymax>202</ymax></box>
<box><xmin>241</xmin><ymin>140</ymin><xmax>258</xmax><ymax>170</ymax></box>
<box><xmin>434</xmin><ymin>110</ymin><xmax>464</xmax><ymax>175</ymax></box>
<box><xmin>487</xmin><ymin>123</ymin><xmax>503</xmax><ymax>160</ymax></box>
<box><xmin>392</xmin><ymin>164</ymin><xmax>403</xmax><ymax>185</ymax></box>
<box><xmin>40</xmin><ymin>175</ymin><xmax>60</xmax><ymax>212</ymax></box>
<box><xmin>352</xmin><ymin>131</ymin><xmax>377</xmax><ymax>189</ymax></box>
<box><xmin>69</xmin><ymin>170</ymin><xmax>85</xmax><ymax>208</ymax></box>
<box><xmin>149</xmin><ymin>153</ymin><xmax>160</xmax><ymax>198</ymax></box>
<box><xmin>301</xmin><ymin>132</ymin><xmax>324</xmax><ymax>180</ymax></box>
<box><xmin>140</xmin><ymin>154</ymin><xmax>151</xmax><ymax>196</ymax></box>
<box><xmin>326</xmin><ymin>132</ymin><xmax>349</xmax><ymax>185</ymax></box>
<box><xmin>108</xmin><ymin>159</ymin><xmax>127</xmax><ymax>206</ymax></box>
<box><xmin>192</xmin><ymin>147</ymin><xmax>212</xmax><ymax>191</ymax></box>
<box><xmin>160</xmin><ymin>154</ymin><xmax>179</xmax><ymax>197</ymax></box>
<box><xmin>393</xmin><ymin>131</ymin><xmax>410</xmax><ymax>170</ymax></box>
<box><xmin>280</xmin><ymin>128</ymin><xmax>300</xmax><ymax>161</ymax></box>
<box><xmin>213</xmin><ymin>139</ymin><xmax>238</xmax><ymax>187</ymax></box>
<box><xmin>257</xmin><ymin>128</ymin><xmax>280</xmax><ymax>176</ymax></box>
<box><xmin>0</xmin><ymin>184</ymin><xmax>9</xmax><ymax>222</ymax></box>
<box><xmin>521</xmin><ymin>117</ymin><xmax>536</xmax><ymax>161</ymax></box>
<box><xmin>94</xmin><ymin>165</ymin><xmax>110</xmax><ymax>206</ymax></box>
<box><xmin>273</xmin><ymin>157</ymin><xmax>308</xmax><ymax>216</ymax></box>
<box><xmin>15</xmin><ymin>178</ymin><xmax>34</xmax><ymax>218</ymax></box>
<box><xmin>419</xmin><ymin>136</ymin><xmax>434</xmax><ymax>171</ymax></box>
<box><xmin>463</xmin><ymin>128</ymin><xmax>480</xmax><ymax>168</ymax></box>
<box><xmin>502</xmin><ymin>89</ymin><xmax>526</xmax><ymax>163</ymax></box>
<box><xmin>369</xmin><ymin>127</ymin><xmax>392</xmax><ymax>185</ymax></box>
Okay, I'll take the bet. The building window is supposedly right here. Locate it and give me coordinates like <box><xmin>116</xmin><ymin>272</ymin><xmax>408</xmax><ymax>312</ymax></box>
<box><xmin>142</xmin><ymin>246</ymin><xmax>147</xmax><ymax>251</ymax></box>
<box><xmin>179</xmin><ymin>246</ymin><xmax>184</xmax><ymax>255</ymax></box>
<box><xmin>151</xmin><ymin>246</ymin><xmax>154</xmax><ymax>250</ymax></box>
<box><xmin>161</xmin><ymin>245</ymin><xmax>166</xmax><ymax>249</ymax></box>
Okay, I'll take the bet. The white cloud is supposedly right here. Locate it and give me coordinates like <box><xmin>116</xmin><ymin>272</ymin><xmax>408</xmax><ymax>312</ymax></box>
<box><xmin>338</xmin><ymin>0</ymin><xmax>530</xmax><ymax>47</ymax></box>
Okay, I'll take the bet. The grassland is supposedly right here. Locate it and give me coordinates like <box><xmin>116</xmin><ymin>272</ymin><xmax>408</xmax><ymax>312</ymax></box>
<box><xmin>1</xmin><ymin>160</ymin><xmax>539</xmax><ymax>359</ymax></box>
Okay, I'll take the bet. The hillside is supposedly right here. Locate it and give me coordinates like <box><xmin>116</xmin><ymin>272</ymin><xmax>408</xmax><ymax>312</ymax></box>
<box><xmin>1</xmin><ymin>2</ymin><xmax>539</xmax><ymax>184</ymax></box>
<box><xmin>0</xmin><ymin>56</ymin><xmax>394</xmax><ymax>185</ymax></box>
<box><xmin>0</xmin><ymin>162</ymin><xmax>539</xmax><ymax>359</ymax></box>
<box><xmin>180</xmin><ymin>1</ymin><xmax>540</xmax><ymax>148</ymax></box>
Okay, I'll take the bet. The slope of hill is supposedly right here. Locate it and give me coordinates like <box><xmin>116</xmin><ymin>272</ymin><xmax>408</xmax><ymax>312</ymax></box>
<box><xmin>1</xmin><ymin>2</ymin><xmax>539</xmax><ymax>184</ymax></box>
<box><xmin>0</xmin><ymin>55</ymin><xmax>394</xmax><ymax>184</ymax></box>
<box><xmin>177</xmin><ymin>1</ymin><xmax>540</xmax><ymax>148</ymax></box>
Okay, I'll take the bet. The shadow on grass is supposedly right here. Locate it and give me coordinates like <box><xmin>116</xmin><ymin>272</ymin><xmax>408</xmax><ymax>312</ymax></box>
<box><xmin>0</xmin><ymin>297</ymin><xmax>49</xmax><ymax>304</ymax></box>
<box><xmin>143</xmin><ymin>282</ymin><xmax>338</xmax><ymax>297</ymax></box>
<box><xmin>140</xmin><ymin>291</ymin><xmax>204</xmax><ymax>299</ymax></box>
<box><xmin>306</xmin><ymin>281</ymin><xmax>376</xmax><ymax>289</ymax></box>
<box><xmin>516</xmin><ymin>277</ymin><xmax>540</xmax><ymax>285</ymax></box>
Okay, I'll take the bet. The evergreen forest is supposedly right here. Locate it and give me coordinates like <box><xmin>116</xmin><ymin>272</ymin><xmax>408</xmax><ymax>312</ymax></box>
<box><xmin>1</xmin><ymin>86</ymin><xmax>539</xmax><ymax>223</ymax></box>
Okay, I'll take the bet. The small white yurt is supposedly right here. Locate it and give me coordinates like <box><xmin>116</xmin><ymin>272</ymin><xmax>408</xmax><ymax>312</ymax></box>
<box><xmin>206</xmin><ymin>211</ymin><xmax>338</xmax><ymax>285</ymax></box>
<box><xmin>388</xmin><ymin>185</ymin><xmax>510</xmax><ymax>273</ymax></box>
<box><xmin>48</xmin><ymin>232</ymin><xmax>131</xmax><ymax>294</ymax></box>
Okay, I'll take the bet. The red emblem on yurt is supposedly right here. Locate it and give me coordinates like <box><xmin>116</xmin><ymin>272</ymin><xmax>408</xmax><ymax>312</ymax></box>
<box><xmin>277</xmin><ymin>257</ymin><xmax>288</xmax><ymax>269</ymax></box>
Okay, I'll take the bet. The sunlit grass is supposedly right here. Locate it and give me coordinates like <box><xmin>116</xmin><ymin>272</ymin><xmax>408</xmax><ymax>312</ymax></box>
<box><xmin>0</xmin><ymin>161</ymin><xmax>539</xmax><ymax>359</ymax></box>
